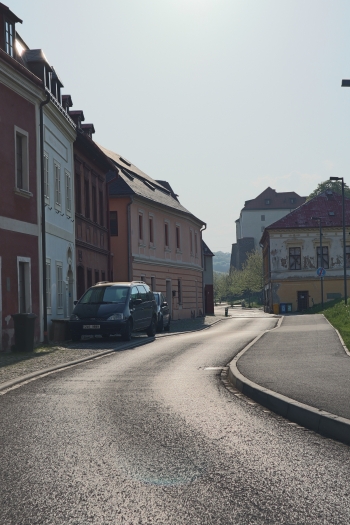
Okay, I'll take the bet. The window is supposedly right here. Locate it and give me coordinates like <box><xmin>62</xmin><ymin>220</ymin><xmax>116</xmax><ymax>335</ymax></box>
<box><xmin>65</xmin><ymin>171</ymin><xmax>71</xmax><ymax>214</ymax></box>
<box><xmin>75</xmin><ymin>174</ymin><xmax>81</xmax><ymax>214</ymax></box>
<box><xmin>87</xmin><ymin>268</ymin><xmax>92</xmax><ymax>289</ymax></box>
<box><xmin>265</xmin><ymin>199</ymin><xmax>271</xmax><ymax>205</ymax></box>
<box><xmin>54</xmin><ymin>161</ymin><xmax>61</xmax><ymax>208</ymax></box>
<box><xmin>95</xmin><ymin>270</ymin><xmax>99</xmax><ymax>284</ymax></box>
<box><xmin>261</xmin><ymin>226</ymin><xmax>265</xmax><ymax>232</ymax></box>
<box><xmin>56</xmin><ymin>262</ymin><xmax>63</xmax><ymax>311</ymax></box>
<box><xmin>141</xmin><ymin>275</ymin><xmax>145</xmax><ymax>283</ymax></box>
<box><xmin>110</xmin><ymin>211</ymin><xmax>118</xmax><ymax>236</ymax></box>
<box><xmin>346</xmin><ymin>246</ymin><xmax>350</xmax><ymax>268</ymax></box>
<box><xmin>139</xmin><ymin>213</ymin><xmax>144</xmax><ymax>241</ymax></box>
<box><xmin>44</xmin><ymin>152</ymin><xmax>49</xmax><ymax>203</ymax></box>
<box><xmin>289</xmin><ymin>247</ymin><xmax>301</xmax><ymax>270</ymax></box>
<box><xmin>178</xmin><ymin>279</ymin><xmax>182</xmax><ymax>305</ymax></box>
<box><xmin>46</xmin><ymin>259</ymin><xmax>51</xmax><ymax>311</ymax></box>
<box><xmin>317</xmin><ymin>246</ymin><xmax>329</xmax><ymax>269</ymax></box>
<box><xmin>190</xmin><ymin>229</ymin><xmax>194</xmax><ymax>254</ymax></box>
<box><xmin>84</xmin><ymin>179</ymin><xmax>90</xmax><ymax>218</ymax></box>
<box><xmin>165</xmin><ymin>222</ymin><xmax>169</xmax><ymax>248</ymax></box>
<box><xmin>5</xmin><ymin>20</ymin><xmax>14</xmax><ymax>57</ymax></box>
<box><xmin>290</xmin><ymin>198</ymin><xmax>295</xmax><ymax>204</ymax></box>
<box><xmin>15</xmin><ymin>127</ymin><xmax>29</xmax><ymax>192</ymax></box>
<box><xmin>261</xmin><ymin>215</ymin><xmax>265</xmax><ymax>221</ymax></box>
<box><xmin>101</xmin><ymin>271</ymin><xmax>106</xmax><ymax>282</ymax></box>
<box><xmin>92</xmin><ymin>185</ymin><xmax>97</xmax><ymax>222</ymax></box>
<box><xmin>151</xmin><ymin>276</ymin><xmax>156</xmax><ymax>291</ymax></box>
<box><xmin>176</xmin><ymin>226</ymin><xmax>180</xmax><ymax>250</ymax></box>
<box><xmin>195</xmin><ymin>232</ymin><xmax>198</xmax><ymax>256</ymax></box>
<box><xmin>149</xmin><ymin>216</ymin><xmax>154</xmax><ymax>244</ymax></box>
<box><xmin>99</xmin><ymin>190</ymin><xmax>104</xmax><ymax>226</ymax></box>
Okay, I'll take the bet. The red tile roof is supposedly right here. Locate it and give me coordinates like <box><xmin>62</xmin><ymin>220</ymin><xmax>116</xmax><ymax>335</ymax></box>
<box><xmin>243</xmin><ymin>187</ymin><xmax>306</xmax><ymax>210</ymax></box>
<box><xmin>266</xmin><ymin>192</ymin><xmax>350</xmax><ymax>230</ymax></box>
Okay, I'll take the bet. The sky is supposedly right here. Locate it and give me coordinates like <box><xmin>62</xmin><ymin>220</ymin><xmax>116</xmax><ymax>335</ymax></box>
<box><xmin>9</xmin><ymin>0</ymin><xmax>350</xmax><ymax>252</ymax></box>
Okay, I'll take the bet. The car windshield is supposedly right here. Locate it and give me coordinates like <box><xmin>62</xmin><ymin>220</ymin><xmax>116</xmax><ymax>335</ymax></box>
<box><xmin>80</xmin><ymin>286</ymin><xmax>129</xmax><ymax>305</ymax></box>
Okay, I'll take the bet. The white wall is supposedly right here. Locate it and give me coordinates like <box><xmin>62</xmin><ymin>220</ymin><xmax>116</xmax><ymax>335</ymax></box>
<box><xmin>238</xmin><ymin>208</ymin><xmax>297</xmax><ymax>248</ymax></box>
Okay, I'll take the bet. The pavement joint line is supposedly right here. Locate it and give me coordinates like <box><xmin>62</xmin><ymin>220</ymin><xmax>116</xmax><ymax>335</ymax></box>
<box><xmin>226</xmin><ymin>315</ymin><xmax>350</xmax><ymax>446</ymax></box>
<box><xmin>0</xmin><ymin>316</ymin><xmax>229</xmax><ymax>394</ymax></box>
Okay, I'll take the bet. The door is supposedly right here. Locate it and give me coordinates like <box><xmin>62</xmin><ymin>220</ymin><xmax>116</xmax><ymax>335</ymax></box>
<box><xmin>297</xmin><ymin>291</ymin><xmax>308</xmax><ymax>311</ymax></box>
<box><xmin>166</xmin><ymin>280</ymin><xmax>172</xmax><ymax>317</ymax></box>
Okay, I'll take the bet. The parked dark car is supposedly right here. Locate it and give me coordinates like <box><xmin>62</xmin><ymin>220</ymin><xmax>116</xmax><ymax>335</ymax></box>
<box><xmin>153</xmin><ymin>292</ymin><xmax>171</xmax><ymax>332</ymax></box>
<box><xmin>69</xmin><ymin>281</ymin><xmax>157</xmax><ymax>342</ymax></box>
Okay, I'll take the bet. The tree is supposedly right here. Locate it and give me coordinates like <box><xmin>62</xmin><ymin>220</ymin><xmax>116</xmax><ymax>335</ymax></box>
<box><xmin>307</xmin><ymin>179</ymin><xmax>350</xmax><ymax>200</ymax></box>
<box><xmin>240</xmin><ymin>250</ymin><xmax>264</xmax><ymax>306</ymax></box>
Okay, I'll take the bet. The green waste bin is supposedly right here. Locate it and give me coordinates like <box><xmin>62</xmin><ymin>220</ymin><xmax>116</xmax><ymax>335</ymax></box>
<box><xmin>12</xmin><ymin>313</ymin><xmax>37</xmax><ymax>352</ymax></box>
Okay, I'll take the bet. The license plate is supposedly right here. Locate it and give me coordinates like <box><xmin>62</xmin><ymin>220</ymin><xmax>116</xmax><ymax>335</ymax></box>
<box><xmin>83</xmin><ymin>325</ymin><xmax>100</xmax><ymax>329</ymax></box>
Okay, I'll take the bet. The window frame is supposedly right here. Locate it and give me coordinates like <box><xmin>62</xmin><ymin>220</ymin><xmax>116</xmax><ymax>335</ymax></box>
<box><xmin>44</xmin><ymin>151</ymin><xmax>49</xmax><ymax>204</ymax></box>
<box><xmin>289</xmin><ymin>247</ymin><xmax>301</xmax><ymax>270</ymax></box>
<box><xmin>149</xmin><ymin>215</ymin><xmax>154</xmax><ymax>246</ymax></box>
<box><xmin>17</xmin><ymin>256</ymin><xmax>31</xmax><ymax>314</ymax></box>
<box><xmin>54</xmin><ymin>159</ymin><xmax>61</xmax><ymax>210</ymax></box>
<box><xmin>5</xmin><ymin>19</ymin><xmax>14</xmax><ymax>57</ymax></box>
<box><xmin>164</xmin><ymin>221</ymin><xmax>170</xmax><ymax>249</ymax></box>
<box><xmin>176</xmin><ymin>224</ymin><xmax>181</xmax><ymax>251</ymax></box>
<box><xmin>190</xmin><ymin>228</ymin><xmax>194</xmax><ymax>255</ymax></box>
<box><xmin>138</xmin><ymin>212</ymin><xmax>144</xmax><ymax>243</ymax></box>
<box><xmin>317</xmin><ymin>246</ymin><xmax>329</xmax><ymax>269</ymax></box>
<box><xmin>14</xmin><ymin>126</ymin><xmax>30</xmax><ymax>195</ymax></box>
<box><xmin>56</xmin><ymin>261</ymin><xmax>63</xmax><ymax>312</ymax></box>
<box><xmin>65</xmin><ymin>170</ymin><xmax>72</xmax><ymax>215</ymax></box>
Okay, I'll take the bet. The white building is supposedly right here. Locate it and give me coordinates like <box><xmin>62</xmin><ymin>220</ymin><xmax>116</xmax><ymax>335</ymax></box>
<box><xmin>231</xmin><ymin>187</ymin><xmax>306</xmax><ymax>269</ymax></box>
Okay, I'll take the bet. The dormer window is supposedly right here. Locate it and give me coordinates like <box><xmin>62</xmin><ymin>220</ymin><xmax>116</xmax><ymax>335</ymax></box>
<box><xmin>5</xmin><ymin>19</ymin><xmax>14</xmax><ymax>56</ymax></box>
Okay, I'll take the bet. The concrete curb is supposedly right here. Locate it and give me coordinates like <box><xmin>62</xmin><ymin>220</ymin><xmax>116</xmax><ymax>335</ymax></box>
<box><xmin>0</xmin><ymin>316</ymin><xmax>230</xmax><ymax>393</ymax></box>
<box><xmin>227</xmin><ymin>315</ymin><xmax>350</xmax><ymax>445</ymax></box>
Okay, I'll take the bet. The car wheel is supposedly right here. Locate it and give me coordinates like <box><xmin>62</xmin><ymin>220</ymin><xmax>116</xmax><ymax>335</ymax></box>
<box><xmin>102</xmin><ymin>334</ymin><xmax>110</xmax><ymax>340</ymax></box>
<box><xmin>156</xmin><ymin>317</ymin><xmax>164</xmax><ymax>333</ymax></box>
<box><xmin>147</xmin><ymin>316</ymin><xmax>157</xmax><ymax>337</ymax></box>
<box><xmin>164</xmin><ymin>317</ymin><xmax>171</xmax><ymax>332</ymax></box>
<box><xmin>71</xmin><ymin>333</ymin><xmax>81</xmax><ymax>342</ymax></box>
<box><xmin>121</xmin><ymin>320</ymin><xmax>132</xmax><ymax>341</ymax></box>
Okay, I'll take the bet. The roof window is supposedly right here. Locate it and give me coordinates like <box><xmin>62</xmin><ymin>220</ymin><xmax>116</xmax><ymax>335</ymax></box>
<box><xmin>119</xmin><ymin>157</ymin><xmax>131</xmax><ymax>166</ymax></box>
<box><xmin>142</xmin><ymin>179</ymin><xmax>155</xmax><ymax>191</ymax></box>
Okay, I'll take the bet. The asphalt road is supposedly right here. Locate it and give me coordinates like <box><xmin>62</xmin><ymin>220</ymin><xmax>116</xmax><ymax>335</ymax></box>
<box><xmin>1</xmin><ymin>314</ymin><xmax>350</xmax><ymax>524</ymax></box>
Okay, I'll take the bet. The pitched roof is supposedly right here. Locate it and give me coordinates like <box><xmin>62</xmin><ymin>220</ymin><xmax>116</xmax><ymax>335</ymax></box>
<box><xmin>99</xmin><ymin>144</ymin><xmax>205</xmax><ymax>226</ymax></box>
<box><xmin>265</xmin><ymin>191</ymin><xmax>350</xmax><ymax>231</ymax></box>
<box><xmin>202</xmin><ymin>240</ymin><xmax>214</xmax><ymax>257</ymax></box>
<box><xmin>243</xmin><ymin>187</ymin><xmax>306</xmax><ymax>211</ymax></box>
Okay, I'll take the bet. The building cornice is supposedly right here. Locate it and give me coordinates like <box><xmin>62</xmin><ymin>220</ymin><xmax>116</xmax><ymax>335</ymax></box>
<box><xmin>133</xmin><ymin>254</ymin><xmax>203</xmax><ymax>272</ymax></box>
<box><xmin>44</xmin><ymin>98</ymin><xmax>76</xmax><ymax>142</ymax></box>
<box><xmin>131</xmin><ymin>195</ymin><xmax>205</xmax><ymax>229</ymax></box>
<box><xmin>76</xmin><ymin>239</ymin><xmax>109</xmax><ymax>256</ymax></box>
<box><xmin>0</xmin><ymin>55</ymin><xmax>44</xmax><ymax>105</ymax></box>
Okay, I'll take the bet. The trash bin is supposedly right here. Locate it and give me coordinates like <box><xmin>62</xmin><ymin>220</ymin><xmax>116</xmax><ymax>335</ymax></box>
<box><xmin>272</xmin><ymin>304</ymin><xmax>279</xmax><ymax>315</ymax></box>
<box><xmin>11</xmin><ymin>313</ymin><xmax>37</xmax><ymax>352</ymax></box>
<box><xmin>225</xmin><ymin>307</ymin><xmax>229</xmax><ymax>317</ymax></box>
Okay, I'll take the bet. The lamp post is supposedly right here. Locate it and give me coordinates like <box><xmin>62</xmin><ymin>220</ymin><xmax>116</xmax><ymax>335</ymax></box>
<box><xmin>330</xmin><ymin>176</ymin><xmax>347</xmax><ymax>305</ymax></box>
<box><xmin>312</xmin><ymin>216</ymin><xmax>324</xmax><ymax>309</ymax></box>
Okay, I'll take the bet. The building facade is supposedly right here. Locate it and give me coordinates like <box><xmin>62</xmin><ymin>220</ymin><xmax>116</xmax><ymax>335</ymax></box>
<box><xmin>202</xmin><ymin>241</ymin><xmax>214</xmax><ymax>315</ymax></box>
<box><xmin>231</xmin><ymin>187</ymin><xmax>306</xmax><ymax>270</ymax></box>
<box><xmin>100</xmin><ymin>145</ymin><xmax>206</xmax><ymax>320</ymax></box>
<box><xmin>69</xmin><ymin>112</ymin><xmax>117</xmax><ymax>300</ymax></box>
<box><xmin>261</xmin><ymin>192</ymin><xmax>350</xmax><ymax>313</ymax></box>
<box><xmin>0</xmin><ymin>4</ymin><xmax>44</xmax><ymax>350</ymax></box>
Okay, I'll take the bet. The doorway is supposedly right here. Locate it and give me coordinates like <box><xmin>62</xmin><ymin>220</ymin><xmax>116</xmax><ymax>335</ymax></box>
<box><xmin>297</xmin><ymin>291</ymin><xmax>308</xmax><ymax>311</ymax></box>
<box><xmin>166</xmin><ymin>280</ymin><xmax>172</xmax><ymax>317</ymax></box>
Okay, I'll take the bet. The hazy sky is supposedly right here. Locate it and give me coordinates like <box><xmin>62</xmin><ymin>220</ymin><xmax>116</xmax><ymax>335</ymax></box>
<box><xmin>10</xmin><ymin>0</ymin><xmax>350</xmax><ymax>252</ymax></box>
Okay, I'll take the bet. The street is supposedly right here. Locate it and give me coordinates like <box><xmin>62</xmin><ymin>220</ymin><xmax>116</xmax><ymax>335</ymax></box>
<box><xmin>1</xmin><ymin>314</ymin><xmax>350</xmax><ymax>524</ymax></box>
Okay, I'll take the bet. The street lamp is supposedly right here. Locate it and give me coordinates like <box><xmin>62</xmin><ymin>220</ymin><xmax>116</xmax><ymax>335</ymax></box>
<box><xmin>330</xmin><ymin>176</ymin><xmax>347</xmax><ymax>305</ymax></box>
<box><xmin>312</xmin><ymin>217</ymin><xmax>324</xmax><ymax>309</ymax></box>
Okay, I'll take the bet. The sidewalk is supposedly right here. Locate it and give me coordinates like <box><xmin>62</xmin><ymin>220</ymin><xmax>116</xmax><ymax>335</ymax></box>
<box><xmin>228</xmin><ymin>314</ymin><xmax>350</xmax><ymax>444</ymax></box>
<box><xmin>0</xmin><ymin>314</ymin><xmax>225</xmax><ymax>388</ymax></box>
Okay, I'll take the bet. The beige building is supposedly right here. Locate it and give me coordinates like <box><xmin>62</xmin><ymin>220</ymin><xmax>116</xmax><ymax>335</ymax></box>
<box><xmin>261</xmin><ymin>191</ymin><xmax>350</xmax><ymax>313</ymax></box>
<box><xmin>99</xmin><ymin>145</ymin><xmax>206</xmax><ymax>320</ymax></box>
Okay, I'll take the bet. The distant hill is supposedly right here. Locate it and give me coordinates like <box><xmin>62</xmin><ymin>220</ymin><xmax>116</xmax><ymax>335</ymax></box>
<box><xmin>213</xmin><ymin>251</ymin><xmax>230</xmax><ymax>273</ymax></box>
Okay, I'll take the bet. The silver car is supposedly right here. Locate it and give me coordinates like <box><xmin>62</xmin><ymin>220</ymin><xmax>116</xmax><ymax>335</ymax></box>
<box><xmin>153</xmin><ymin>292</ymin><xmax>171</xmax><ymax>332</ymax></box>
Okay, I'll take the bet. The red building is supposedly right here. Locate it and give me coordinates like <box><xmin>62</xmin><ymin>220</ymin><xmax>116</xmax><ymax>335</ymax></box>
<box><xmin>68</xmin><ymin>110</ymin><xmax>118</xmax><ymax>299</ymax></box>
<box><xmin>0</xmin><ymin>3</ymin><xmax>44</xmax><ymax>350</ymax></box>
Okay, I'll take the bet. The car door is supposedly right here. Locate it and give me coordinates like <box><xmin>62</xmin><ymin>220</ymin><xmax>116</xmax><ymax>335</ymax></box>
<box><xmin>136</xmin><ymin>285</ymin><xmax>149</xmax><ymax>328</ymax></box>
<box><xmin>130</xmin><ymin>286</ymin><xmax>142</xmax><ymax>330</ymax></box>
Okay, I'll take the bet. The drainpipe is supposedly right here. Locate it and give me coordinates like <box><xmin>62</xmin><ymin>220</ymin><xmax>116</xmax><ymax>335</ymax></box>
<box><xmin>200</xmin><ymin>223</ymin><xmax>207</xmax><ymax>316</ymax></box>
<box><xmin>127</xmin><ymin>197</ymin><xmax>134</xmax><ymax>281</ymax></box>
<box><xmin>40</xmin><ymin>89</ymin><xmax>51</xmax><ymax>343</ymax></box>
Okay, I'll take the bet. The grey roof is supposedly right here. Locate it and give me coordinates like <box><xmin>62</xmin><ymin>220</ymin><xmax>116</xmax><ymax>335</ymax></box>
<box><xmin>99</xmin><ymin>144</ymin><xmax>205</xmax><ymax>225</ymax></box>
<box><xmin>202</xmin><ymin>240</ymin><xmax>214</xmax><ymax>257</ymax></box>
